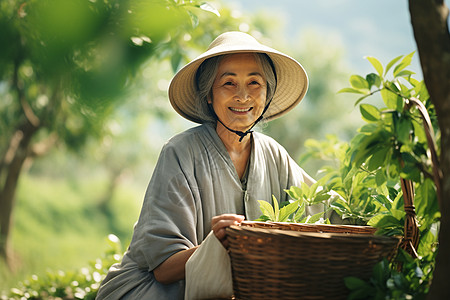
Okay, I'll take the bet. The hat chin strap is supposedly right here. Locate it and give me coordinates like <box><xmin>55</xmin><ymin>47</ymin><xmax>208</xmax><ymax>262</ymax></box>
<box><xmin>207</xmin><ymin>98</ymin><xmax>272</xmax><ymax>142</ymax></box>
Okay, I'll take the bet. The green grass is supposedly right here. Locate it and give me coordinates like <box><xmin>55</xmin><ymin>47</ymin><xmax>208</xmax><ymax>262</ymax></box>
<box><xmin>0</xmin><ymin>173</ymin><xmax>143</xmax><ymax>294</ymax></box>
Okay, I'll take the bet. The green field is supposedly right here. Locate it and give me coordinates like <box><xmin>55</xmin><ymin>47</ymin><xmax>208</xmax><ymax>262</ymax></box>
<box><xmin>0</xmin><ymin>174</ymin><xmax>143</xmax><ymax>294</ymax></box>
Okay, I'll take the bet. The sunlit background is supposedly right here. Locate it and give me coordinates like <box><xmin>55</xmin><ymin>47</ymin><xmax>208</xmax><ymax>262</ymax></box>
<box><xmin>0</xmin><ymin>0</ymin><xmax>446</xmax><ymax>294</ymax></box>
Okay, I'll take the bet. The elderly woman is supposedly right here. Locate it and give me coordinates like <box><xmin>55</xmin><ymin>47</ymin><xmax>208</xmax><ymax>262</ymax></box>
<box><xmin>96</xmin><ymin>31</ymin><xmax>329</xmax><ymax>299</ymax></box>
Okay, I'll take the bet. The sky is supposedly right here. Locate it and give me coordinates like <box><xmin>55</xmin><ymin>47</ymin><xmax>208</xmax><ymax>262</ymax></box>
<box><xmin>227</xmin><ymin>0</ymin><xmax>450</xmax><ymax>78</ymax></box>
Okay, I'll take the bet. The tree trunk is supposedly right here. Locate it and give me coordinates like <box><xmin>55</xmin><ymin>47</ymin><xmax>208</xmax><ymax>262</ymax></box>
<box><xmin>0</xmin><ymin>121</ymin><xmax>39</xmax><ymax>267</ymax></box>
<box><xmin>408</xmin><ymin>0</ymin><xmax>450</xmax><ymax>298</ymax></box>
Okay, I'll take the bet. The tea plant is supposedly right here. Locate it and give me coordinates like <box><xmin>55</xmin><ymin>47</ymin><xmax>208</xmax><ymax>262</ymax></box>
<box><xmin>255</xmin><ymin>174</ymin><xmax>336</xmax><ymax>223</ymax></box>
<box><xmin>2</xmin><ymin>235</ymin><xmax>123</xmax><ymax>300</ymax></box>
<box><xmin>301</xmin><ymin>52</ymin><xmax>440</xmax><ymax>298</ymax></box>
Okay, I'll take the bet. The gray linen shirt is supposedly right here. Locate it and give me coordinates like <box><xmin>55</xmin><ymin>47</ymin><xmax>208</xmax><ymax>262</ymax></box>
<box><xmin>96</xmin><ymin>123</ymin><xmax>318</xmax><ymax>299</ymax></box>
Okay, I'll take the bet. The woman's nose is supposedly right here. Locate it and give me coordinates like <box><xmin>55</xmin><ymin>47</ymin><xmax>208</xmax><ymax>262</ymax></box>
<box><xmin>235</xmin><ymin>86</ymin><xmax>250</xmax><ymax>102</ymax></box>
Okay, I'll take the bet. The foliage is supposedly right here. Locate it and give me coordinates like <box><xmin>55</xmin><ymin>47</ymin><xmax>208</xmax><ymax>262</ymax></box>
<box><xmin>1</xmin><ymin>235</ymin><xmax>123</xmax><ymax>300</ymax></box>
<box><xmin>300</xmin><ymin>52</ymin><xmax>440</xmax><ymax>298</ymax></box>
<box><xmin>255</xmin><ymin>175</ymin><xmax>335</xmax><ymax>224</ymax></box>
<box><xmin>0</xmin><ymin>174</ymin><xmax>141</xmax><ymax>293</ymax></box>
<box><xmin>345</xmin><ymin>251</ymin><xmax>436</xmax><ymax>300</ymax></box>
<box><xmin>0</xmin><ymin>0</ymin><xmax>220</xmax><ymax>154</ymax></box>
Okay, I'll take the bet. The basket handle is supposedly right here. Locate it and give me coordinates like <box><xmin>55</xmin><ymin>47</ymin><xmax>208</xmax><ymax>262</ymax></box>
<box><xmin>399</xmin><ymin>97</ymin><xmax>442</xmax><ymax>258</ymax></box>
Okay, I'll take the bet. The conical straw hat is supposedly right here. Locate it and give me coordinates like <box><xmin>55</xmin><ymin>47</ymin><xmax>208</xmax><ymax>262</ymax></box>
<box><xmin>168</xmin><ymin>31</ymin><xmax>308</xmax><ymax>123</ymax></box>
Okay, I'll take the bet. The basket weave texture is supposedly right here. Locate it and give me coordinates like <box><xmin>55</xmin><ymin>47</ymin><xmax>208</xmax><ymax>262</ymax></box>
<box><xmin>226</xmin><ymin>221</ymin><xmax>400</xmax><ymax>300</ymax></box>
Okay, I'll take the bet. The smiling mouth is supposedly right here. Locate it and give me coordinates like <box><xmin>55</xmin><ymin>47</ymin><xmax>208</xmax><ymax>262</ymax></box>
<box><xmin>229</xmin><ymin>107</ymin><xmax>253</xmax><ymax>112</ymax></box>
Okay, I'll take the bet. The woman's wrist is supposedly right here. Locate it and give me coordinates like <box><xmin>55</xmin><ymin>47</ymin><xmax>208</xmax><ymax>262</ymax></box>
<box><xmin>153</xmin><ymin>246</ymin><xmax>199</xmax><ymax>284</ymax></box>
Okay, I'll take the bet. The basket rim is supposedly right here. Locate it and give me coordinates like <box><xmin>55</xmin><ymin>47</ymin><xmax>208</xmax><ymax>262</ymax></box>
<box><xmin>227</xmin><ymin>224</ymin><xmax>401</xmax><ymax>244</ymax></box>
<box><xmin>241</xmin><ymin>220</ymin><xmax>376</xmax><ymax>230</ymax></box>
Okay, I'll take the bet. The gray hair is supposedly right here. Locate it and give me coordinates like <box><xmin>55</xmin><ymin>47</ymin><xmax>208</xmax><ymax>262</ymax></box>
<box><xmin>194</xmin><ymin>53</ymin><xmax>277</xmax><ymax>124</ymax></box>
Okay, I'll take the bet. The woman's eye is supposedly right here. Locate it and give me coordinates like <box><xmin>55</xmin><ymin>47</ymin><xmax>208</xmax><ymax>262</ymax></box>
<box><xmin>224</xmin><ymin>81</ymin><xmax>234</xmax><ymax>86</ymax></box>
<box><xmin>250</xmin><ymin>80</ymin><xmax>260</xmax><ymax>85</ymax></box>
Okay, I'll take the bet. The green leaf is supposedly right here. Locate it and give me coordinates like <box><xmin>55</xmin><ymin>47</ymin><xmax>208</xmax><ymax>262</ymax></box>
<box><xmin>390</xmin><ymin>208</ymin><xmax>406</xmax><ymax>221</ymax></box>
<box><xmin>344</xmin><ymin>276</ymin><xmax>368</xmax><ymax>290</ymax></box>
<box><xmin>375</xmin><ymin>170</ymin><xmax>387</xmax><ymax>187</ymax></box>
<box><xmin>380</xmin><ymin>88</ymin><xmax>402</xmax><ymax>110</ymax></box>
<box><xmin>366</xmin><ymin>73</ymin><xmax>381</xmax><ymax>89</ymax></box>
<box><xmin>393</xmin><ymin>52</ymin><xmax>415</xmax><ymax>77</ymax></box>
<box><xmin>412</xmin><ymin>118</ymin><xmax>427</xmax><ymax>144</ymax></box>
<box><xmin>413</xmin><ymin>80</ymin><xmax>430</xmax><ymax>101</ymax></box>
<box><xmin>300</xmin><ymin>182</ymin><xmax>311</xmax><ymax>201</ymax></box>
<box><xmin>199</xmin><ymin>2</ymin><xmax>220</xmax><ymax>17</ymax></box>
<box><xmin>294</xmin><ymin>203</ymin><xmax>306</xmax><ymax>222</ymax></box>
<box><xmin>186</xmin><ymin>10</ymin><xmax>199</xmax><ymax>28</ymax></box>
<box><xmin>350</xmin><ymin>74</ymin><xmax>370</xmax><ymax>90</ymax></box>
<box><xmin>272</xmin><ymin>195</ymin><xmax>280</xmax><ymax>221</ymax></box>
<box><xmin>279</xmin><ymin>200</ymin><xmax>300</xmax><ymax>222</ymax></box>
<box><xmin>305</xmin><ymin>210</ymin><xmax>324</xmax><ymax>223</ymax></box>
<box><xmin>369</xmin><ymin>215</ymin><xmax>402</xmax><ymax>229</ymax></box>
<box><xmin>310</xmin><ymin>190</ymin><xmax>332</xmax><ymax>205</ymax></box>
<box><xmin>395</xmin><ymin>70</ymin><xmax>415</xmax><ymax>77</ymax></box>
<box><xmin>285</xmin><ymin>186</ymin><xmax>303</xmax><ymax>200</ymax></box>
<box><xmin>385</xmin><ymin>55</ymin><xmax>404</xmax><ymax>75</ymax></box>
<box><xmin>400</xmin><ymin>163</ymin><xmax>421</xmax><ymax>182</ymax></box>
<box><xmin>365</xmin><ymin>56</ymin><xmax>384</xmax><ymax>77</ymax></box>
<box><xmin>170</xmin><ymin>51</ymin><xmax>182</xmax><ymax>73</ymax></box>
<box><xmin>368</xmin><ymin>147</ymin><xmax>389</xmax><ymax>171</ymax></box>
<box><xmin>354</xmin><ymin>93</ymin><xmax>373</xmax><ymax>107</ymax></box>
<box><xmin>367</xmin><ymin>213</ymin><xmax>385</xmax><ymax>227</ymax></box>
<box><xmin>359</xmin><ymin>123</ymin><xmax>378</xmax><ymax>134</ymax></box>
<box><xmin>337</xmin><ymin>87</ymin><xmax>368</xmax><ymax>94</ymax></box>
<box><xmin>258</xmin><ymin>200</ymin><xmax>276</xmax><ymax>221</ymax></box>
<box><xmin>414</xmin><ymin>178</ymin><xmax>439</xmax><ymax>218</ymax></box>
<box><xmin>372</xmin><ymin>259</ymin><xmax>390</xmax><ymax>284</ymax></box>
<box><xmin>253</xmin><ymin>215</ymin><xmax>270</xmax><ymax>222</ymax></box>
<box><xmin>374</xmin><ymin>194</ymin><xmax>391</xmax><ymax>210</ymax></box>
<box><xmin>396</xmin><ymin>117</ymin><xmax>412</xmax><ymax>144</ymax></box>
<box><xmin>360</xmin><ymin>104</ymin><xmax>381</xmax><ymax>122</ymax></box>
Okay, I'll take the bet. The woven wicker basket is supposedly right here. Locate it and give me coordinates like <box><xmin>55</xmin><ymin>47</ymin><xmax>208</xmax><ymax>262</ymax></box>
<box><xmin>226</xmin><ymin>222</ymin><xmax>400</xmax><ymax>300</ymax></box>
<box><xmin>225</xmin><ymin>98</ymin><xmax>442</xmax><ymax>300</ymax></box>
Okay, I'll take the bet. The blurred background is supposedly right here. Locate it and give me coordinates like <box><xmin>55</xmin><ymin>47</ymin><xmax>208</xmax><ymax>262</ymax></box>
<box><xmin>0</xmin><ymin>0</ymin><xmax>436</xmax><ymax>292</ymax></box>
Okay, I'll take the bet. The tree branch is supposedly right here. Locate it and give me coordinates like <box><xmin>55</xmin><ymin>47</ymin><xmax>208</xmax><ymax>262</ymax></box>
<box><xmin>13</xmin><ymin>59</ymin><xmax>40</xmax><ymax>128</ymax></box>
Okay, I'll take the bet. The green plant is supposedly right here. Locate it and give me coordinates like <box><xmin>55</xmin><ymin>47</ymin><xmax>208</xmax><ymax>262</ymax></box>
<box><xmin>255</xmin><ymin>175</ymin><xmax>335</xmax><ymax>223</ymax></box>
<box><xmin>300</xmin><ymin>52</ymin><xmax>440</xmax><ymax>298</ymax></box>
<box><xmin>2</xmin><ymin>235</ymin><xmax>123</xmax><ymax>300</ymax></box>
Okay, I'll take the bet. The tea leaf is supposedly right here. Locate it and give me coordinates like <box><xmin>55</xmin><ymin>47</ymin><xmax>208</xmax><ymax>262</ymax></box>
<box><xmin>198</xmin><ymin>2</ymin><xmax>220</xmax><ymax>17</ymax></box>
<box><xmin>338</xmin><ymin>87</ymin><xmax>368</xmax><ymax>95</ymax></box>
<box><xmin>395</xmin><ymin>70</ymin><xmax>415</xmax><ymax>77</ymax></box>
<box><xmin>258</xmin><ymin>200</ymin><xmax>276</xmax><ymax>221</ymax></box>
<box><xmin>385</xmin><ymin>55</ymin><xmax>404</xmax><ymax>75</ymax></box>
<box><xmin>305</xmin><ymin>210</ymin><xmax>324</xmax><ymax>223</ymax></box>
<box><xmin>396</xmin><ymin>117</ymin><xmax>412</xmax><ymax>144</ymax></box>
<box><xmin>345</xmin><ymin>276</ymin><xmax>369</xmax><ymax>290</ymax></box>
<box><xmin>285</xmin><ymin>186</ymin><xmax>303</xmax><ymax>200</ymax></box>
<box><xmin>366</xmin><ymin>73</ymin><xmax>382</xmax><ymax>89</ymax></box>
<box><xmin>368</xmin><ymin>147</ymin><xmax>389</xmax><ymax>171</ymax></box>
<box><xmin>272</xmin><ymin>195</ymin><xmax>280</xmax><ymax>221</ymax></box>
<box><xmin>293</xmin><ymin>203</ymin><xmax>306</xmax><ymax>222</ymax></box>
<box><xmin>393</xmin><ymin>52</ymin><xmax>414</xmax><ymax>77</ymax></box>
<box><xmin>360</xmin><ymin>104</ymin><xmax>380</xmax><ymax>122</ymax></box>
<box><xmin>279</xmin><ymin>200</ymin><xmax>300</xmax><ymax>222</ymax></box>
<box><xmin>365</xmin><ymin>56</ymin><xmax>384</xmax><ymax>77</ymax></box>
<box><xmin>350</xmin><ymin>74</ymin><xmax>370</xmax><ymax>90</ymax></box>
<box><xmin>380</xmin><ymin>88</ymin><xmax>402</xmax><ymax>110</ymax></box>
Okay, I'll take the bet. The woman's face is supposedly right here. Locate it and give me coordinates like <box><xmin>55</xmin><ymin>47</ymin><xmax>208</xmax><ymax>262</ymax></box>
<box><xmin>210</xmin><ymin>53</ymin><xmax>267</xmax><ymax>132</ymax></box>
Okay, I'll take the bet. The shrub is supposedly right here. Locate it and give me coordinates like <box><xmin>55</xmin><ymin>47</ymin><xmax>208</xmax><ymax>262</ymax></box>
<box><xmin>2</xmin><ymin>235</ymin><xmax>122</xmax><ymax>300</ymax></box>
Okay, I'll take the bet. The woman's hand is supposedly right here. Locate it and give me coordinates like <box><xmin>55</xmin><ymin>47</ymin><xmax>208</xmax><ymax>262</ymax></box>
<box><xmin>211</xmin><ymin>214</ymin><xmax>245</xmax><ymax>248</ymax></box>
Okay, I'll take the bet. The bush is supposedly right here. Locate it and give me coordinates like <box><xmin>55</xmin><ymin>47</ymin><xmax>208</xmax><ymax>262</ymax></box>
<box><xmin>2</xmin><ymin>235</ymin><xmax>122</xmax><ymax>300</ymax></box>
